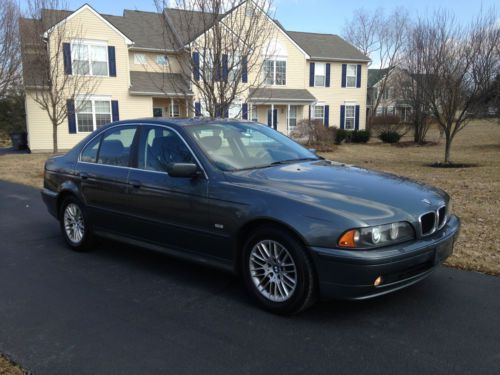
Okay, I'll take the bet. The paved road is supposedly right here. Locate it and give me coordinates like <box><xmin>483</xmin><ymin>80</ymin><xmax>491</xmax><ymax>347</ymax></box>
<box><xmin>0</xmin><ymin>180</ymin><xmax>499</xmax><ymax>375</ymax></box>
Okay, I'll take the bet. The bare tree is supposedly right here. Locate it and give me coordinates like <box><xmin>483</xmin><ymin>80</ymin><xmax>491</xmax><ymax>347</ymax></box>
<box><xmin>21</xmin><ymin>0</ymin><xmax>99</xmax><ymax>152</ymax></box>
<box><xmin>343</xmin><ymin>8</ymin><xmax>409</xmax><ymax>123</ymax></box>
<box><xmin>153</xmin><ymin>0</ymin><xmax>276</xmax><ymax>117</ymax></box>
<box><xmin>0</xmin><ymin>0</ymin><xmax>21</xmax><ymax>98</ymax></box>
<box><xmin>411</xmin><ymin>11</ymin><xmax>500</xmax><ymax>163</ymax></box>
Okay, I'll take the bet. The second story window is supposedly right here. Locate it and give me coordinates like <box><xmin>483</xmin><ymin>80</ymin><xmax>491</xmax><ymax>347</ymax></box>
<box><xmin>314</xmin><ymin>63</ymin><xmax>326</xmax><ymax>86</ymax></box>
<box><xmin>134</xmin><ymin>53</ymin><xmax>146</xmax><ymax>65</ymax></box>
<box><xmin>263</xmin><ymin>59</ymin><xmax>286</xmax><ymax>86</ymax></box>
<box><xmin>346</xmin><ymin>64</ymin><xmax>357</xmax><ymax>88</ymax></box>
<box><xmin>71</xmin><ymin>42</ymin><xmax>108</xmax><ymax>76</ymax></box>
<box><xmin>156</xmin><ymin>55</ymin><xmax>169</xmax><ymax>66</ymax></box>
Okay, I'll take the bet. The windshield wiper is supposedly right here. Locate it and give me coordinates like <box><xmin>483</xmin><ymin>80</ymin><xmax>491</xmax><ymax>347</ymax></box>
<box><xmin>270</xmin><ymin>157</ymin><xmax>319</xmax><ymax>166</ymax></box>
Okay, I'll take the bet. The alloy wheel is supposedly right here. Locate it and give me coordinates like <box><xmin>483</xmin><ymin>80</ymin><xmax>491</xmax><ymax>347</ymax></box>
<box><xmin>63</xmin><ymin>203</ymin><xmax>85</xmax><ymax>244</ymax></box>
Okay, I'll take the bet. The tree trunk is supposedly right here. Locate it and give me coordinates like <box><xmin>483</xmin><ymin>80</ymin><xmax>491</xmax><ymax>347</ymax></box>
<box><xmin>444</xmin><ymin>133</ymin><xmax>452</xmax><ymax>164</ymax></box>
<box><xmin>52</xmin><ymin>122</ymin><xmax>58</xmax><ymax>154</ymax></box>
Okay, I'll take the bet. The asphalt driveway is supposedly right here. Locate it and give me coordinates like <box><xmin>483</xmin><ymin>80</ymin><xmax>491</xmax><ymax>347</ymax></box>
<box><xmin>0</xmin><ymin>180</ymin><xmax>499</xmax><ymax>375</ymax></box>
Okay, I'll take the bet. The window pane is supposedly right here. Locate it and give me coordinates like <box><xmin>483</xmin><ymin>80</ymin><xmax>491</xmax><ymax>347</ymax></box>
<box><xmin>153</xmin><ymin>108</ymin><xmax>163</xmax><ymax>117</ymax></box>
<box><xmin>315</xmin><ymin>63</ymin><xmax>325</xmax><ymax>75</ymax></box>
<box><xmin>95</xmin><ymin>114</ymin><xmax>111</xmax><ymax>128</ymax></box>
<box><xmin>72</xmin><ymin>44</ymin><xmax>88</xmax><ymax>60</ymax></box>
<box><xmin>90</xmin><ymin>45</ymin><xmax>107</xmax><ymax>61</ymax></box>
<box><xmin>345</xmin><ymin>106</ymin><xmax>355</xmax><ymax>117</ymax></box>
<box><xmin>315</xmin><ymin>76</ymin><xmax>325</xmax><ymax>86</ymax></box>
<box><xmin>77</xmin><ymin>100</ymin><xmax>92</xmax><ymax>113</ymax></box>
<box><xmin>264</xmin><ymin>59</ymin><xmax>274</xmax><ymax>85</ymax></box>
<box><xmin>139</xmin><ymin>128</ymin><xmax>195</xmax><ymax>172</ymax></box>
<box><xmin>347</xmin><ymin>64</ymin><xmax>357</xmax><ymax>76</ymax></box>
<box><xmin>81</xmin><ymin>136</ymin><xmax>100</xmax><ymax>163</ymax></box>
<box><xmin>98</xmin><ymin>127</ymin><xmax>136</xmax><ymax>166</ymax></box>
<box><xmin>95</xmin><ymin>100</ymin><xmax>111</xmax><ymax>114</ymax></box>
<box><xmin>345</xmin><ymin>119</ymin><xmax>354</xmax><ymax>130</ymax></box>
<box><xmin>134</xmin><ymin>53</ymin><xmax>146</xmax><ymax>64</ymax></box>
<box><xmin>314</xmin><ymin>106</ymin><xmax>324</xmax><ymax>118</ymax></box>
<box><xmin>73</xmin><ymin>60</ymin><xmax>90</xmax><ymax>75</ymax></box>
<box><xmin>77</xmin><ymin>113</ymin><xmax>93</xmax><ymax>132</ymax></box>
<box><xmin>92</xmin><ymin>61</ymin><xmax>108</xmax><ymax>76</ymax></box>
<box><xmin>157</xmin><ymin>55</ymin><xmax>168</xmax><ymax>65</ymax></box>
<box><xmin>347</xmin><ymin>77</ymin><xmax>356</xmax><ymax>87</ymax></box>
<box><xmin>275</xmin><ymin>60</ymin><xmax>286</xmax><ymax>85</ymax></box>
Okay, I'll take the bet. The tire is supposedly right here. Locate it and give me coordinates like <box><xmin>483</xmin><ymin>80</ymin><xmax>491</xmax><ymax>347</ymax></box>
<box><xmin>242</xmin><ymin>226</ymin><xmax>317</xmax><ymax>315</ymax></box>
<box><xmin>59</xmin><ymin>196</ymin><xmax>94</xmax><ymax>251</ymax></box>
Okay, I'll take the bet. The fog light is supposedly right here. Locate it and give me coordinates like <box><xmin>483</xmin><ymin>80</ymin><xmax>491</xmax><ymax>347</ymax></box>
<box><xmin>374</xmin><ymin>276</ymin><xmax>383</xmax><ymax>287</ymax></box>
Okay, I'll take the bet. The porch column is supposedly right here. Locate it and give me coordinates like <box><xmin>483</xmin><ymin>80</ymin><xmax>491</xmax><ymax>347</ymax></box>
<box><xmin>170</xmin><ymin>98</ymin><xmax>174</xmax><ymax>117</ymax></box>
<box><xmin>287</xmin><ymin>104</ymin><xmax>290</xmax><ymax>135</ymax></box>
<box><xmin>271</xmin><ymin>103</ymin><xmax>274</xmax><ymax>128</ymax></box>
<box><xmin>249</xmin><ymin>103</ymin><xmax>252</xmax><ymax>121</ymax></box>
<box><xmin>185</xmin><ymin>99</ymin><xmax>189</xmax><ymax>118</ymax></box>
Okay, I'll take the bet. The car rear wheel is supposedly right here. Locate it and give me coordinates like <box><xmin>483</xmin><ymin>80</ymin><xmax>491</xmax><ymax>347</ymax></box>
<box><xmin>59</xmin><ymin>196</ymin><xmax>94</xmax><ymax>251</ymax></box>
<box><xmin>242</xmin><ymin>226</ymin><xmax>317</xmax><ymax>315</ymax></box>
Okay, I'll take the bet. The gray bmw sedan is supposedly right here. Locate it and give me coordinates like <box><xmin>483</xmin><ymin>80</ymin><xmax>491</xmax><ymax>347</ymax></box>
<box><xmin>42</xmin><ymin>119</ymin><xmax>460</xmax><ymax>314</ymax></box>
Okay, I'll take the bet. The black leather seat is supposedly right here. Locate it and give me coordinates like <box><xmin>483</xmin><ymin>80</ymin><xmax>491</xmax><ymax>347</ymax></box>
<box><xmin>148</xmin><ymin>136</ymin><xmax>194</xmax><ymax>171</ymax></box>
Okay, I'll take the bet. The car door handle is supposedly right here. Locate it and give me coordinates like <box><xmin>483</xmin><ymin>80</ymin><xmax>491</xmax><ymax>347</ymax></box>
<box><xmin>79</xmin><ymin>172</ymin><xmax>89</xmax><ymax>180</ymax></box>
<box><xmin>129</xmin><ymin>180</ymin><xmax>142</xmax><ymax>189</ymax></box>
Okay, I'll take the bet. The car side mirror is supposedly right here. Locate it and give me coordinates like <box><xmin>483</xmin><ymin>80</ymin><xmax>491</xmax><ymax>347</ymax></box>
<box><xmin>166</xmin><ymin>163</ymin><xmax>200</xmax><ymax>178</ymax></box>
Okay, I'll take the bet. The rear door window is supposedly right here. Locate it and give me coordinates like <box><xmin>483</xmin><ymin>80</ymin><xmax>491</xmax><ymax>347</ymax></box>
<box><xmin>97</xmin><ymin>127</ymin><xmax>137</xmax><ymax>167</ymax></box>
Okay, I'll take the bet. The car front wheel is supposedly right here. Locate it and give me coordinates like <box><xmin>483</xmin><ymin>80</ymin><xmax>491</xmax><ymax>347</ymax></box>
<box><xmin>242</xmin><ymin>226</ymin><xmax>317</xmax><ymax>315</ymax></box>
<box><xmin>59</xmin><ymin>196</ymin><xmax>94</xmax><ymax>251</ymax></box>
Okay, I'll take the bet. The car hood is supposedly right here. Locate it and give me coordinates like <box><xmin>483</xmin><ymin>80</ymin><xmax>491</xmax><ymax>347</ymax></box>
<box><xmin>227</xmin><ymin>160</ymin><xmax>448</xmax><ymax>225</ymax></box>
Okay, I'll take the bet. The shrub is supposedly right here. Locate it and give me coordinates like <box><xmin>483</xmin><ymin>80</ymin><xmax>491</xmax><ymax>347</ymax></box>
<box><xmin>369</xmin><ymin>114</ymin><xmax>408</xmax><ymax>137</ymax></box>
<box><xmin>379</xmin><ymin>130</ymin><xmax>401</xmax><ymax>143</ymax></box>
<box><xmin>351</xmin><ymin>130</ymin><xmax>371</xmax><ymax>143</ymax></box>
<box><xmin>334</xmin><ymin>129</ymin><xmax>348</xmax><ymax>144</ymax></box>
<box><xmin>291</xmin><ymin>119</ymin><xmax>329</xmax><ymax>145</ymax></box>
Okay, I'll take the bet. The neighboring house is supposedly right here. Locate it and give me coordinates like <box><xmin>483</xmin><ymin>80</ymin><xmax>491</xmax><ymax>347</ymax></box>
<box><xmin>20</xmin><ymin>2</ymin><xmax>369</xmax><ymax>152</ymax></box>
<box><xmin>367</xmin><ymin>67</ymin><xmax>412</xmax><ymax>122</ymax></box>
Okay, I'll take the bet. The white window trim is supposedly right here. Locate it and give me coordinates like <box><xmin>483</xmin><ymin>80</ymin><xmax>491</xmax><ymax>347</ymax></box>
<box><xmin>156</xmin><ymin>55</ymin><xmax>169</xmax><ymax>66</ymax></box>
<box><xmin>134</xmin><ymin>53</ymin><xmax>146</xmax><ymax>65</ymax></box>
<box><xmin>313</xmin><ymin>103</ymin><xmax>325</xmax><ymax>123</ymax></box>
<box><xmin>344</xmin><ymin>104</ymin><xmax>356</xmax><ymax>130</ymax></box>
<box><xmin>263</xmin><ymin>57</ymin><xmax>287</xmax><ymax>86</ymax></box>
<box><xmin>75</xmin><ymin>95</ymin><xmax>112</xmax><ymax>134</ymax></box>
<box><xmin>71</xmin><ymin>39</ymin><xmax>109</xmax><ymax>77</ymax></box>
<box><xmin>314</xmin><ymin>62</ymin><xmax>326</xmax><ymax>87</ymax></box>
<box><xmin>346</xmin><ymin>64</ymin><xmax>358</xmax><ymax>88</ymax></box>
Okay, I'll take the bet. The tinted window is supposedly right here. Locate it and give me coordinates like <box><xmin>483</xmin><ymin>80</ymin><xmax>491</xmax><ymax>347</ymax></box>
<box><xmin>138</xmin><ymin>127</ymin><xmax>196</xmax><ymax>172</ymax></box>
<box><xmin>97</xmin><ymin>127</ymin><xmax>137</xmax><ymax>167</ymax></box>
<box><xmin>81</xmin><ymin>135</ymin><xmax>101</xmax><ymax>163</ymax></box>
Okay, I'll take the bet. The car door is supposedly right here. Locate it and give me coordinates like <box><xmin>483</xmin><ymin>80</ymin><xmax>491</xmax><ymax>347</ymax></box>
<box><xmin>126</xmin><ymin>126</ymin><xmax>221</xmax><ymax>258</ymax></box>
<box><xmin>77</xmin><ymin>125</ymin><xmax>138</xmax><ymax>234</ymax></box>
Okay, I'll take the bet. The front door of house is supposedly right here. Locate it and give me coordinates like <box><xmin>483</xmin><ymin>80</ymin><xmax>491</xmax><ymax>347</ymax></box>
<box><xmin>267</xmin><ymin>109</ymin><xmax>278</xmax><ymax>130</ymax></box>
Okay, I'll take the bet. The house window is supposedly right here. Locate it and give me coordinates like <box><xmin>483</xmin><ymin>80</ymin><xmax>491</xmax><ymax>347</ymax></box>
<box><xmin>250</xmin><ymin>105</ymin><xmax>258</xmax><ymax>121</ymax></box>
<box><xmin>71</xmin><ymin>41</ymin><xmax>108</xmax><ymax>76</ymax></box>
<box><xmin>313</xmin><ymin>105</ymin><xmax>324</xmax><ymax>123</ymax></box>
<box><xmin>228</xmin><ymin>53</ymin><xmax>241</xmax><ymax>82</ymax></box>
<box><xmin>228</xmin><ymin>102</ymin><xmax>242</xmax><ymax>119</ymax></box>
<box><xmin>156</xmin><ymin>55</ymin><xmax>169</xmax><ymax>66</ymax></box>
<box><xmin>76</xmin><ymin>98</ymin><xmax>111</xmax><ymax>132</ymax></box>
<box><xmin>314</xmin><ymin>63</ymin><xmax>326</xmax><ymax>87</ymax></box>
<box><xmin>288</xmin><ymin>106</ymin><xmax>297</xmax><ymax>129</ymax></box>
<box><xmin>168</xmin><ymin>102</ymin><xmax>180</xmax><ymax>117</ymax></box>
<box><xmin>344</xmin><ymin>105</ymin><xmax>356</xmax><ymax>130</ymax></box>
<box><xmin>153</xmin><ymin>107</ymin><xmax>163</xmax><ymax>117</ymax></box>
<box><xmin>263</xmin><ymin>59</ymin><xmax>286</xmax><ymax>85</ymax></box>
<box><xmin>134</xmin><ymin>53</ymin><xmax>146</xmax><ymax>64</ymax></box>
<box><xmin>346</xmin><ymin>64</ymin><xmax>357</xmax><ymax>88</ymax></box>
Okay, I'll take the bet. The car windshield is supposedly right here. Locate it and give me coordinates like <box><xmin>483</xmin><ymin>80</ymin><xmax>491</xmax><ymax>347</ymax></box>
<box><xmin>185</xmin><ymin>122</ymin><xmax>319</xmax><ymax>171</ymax></box>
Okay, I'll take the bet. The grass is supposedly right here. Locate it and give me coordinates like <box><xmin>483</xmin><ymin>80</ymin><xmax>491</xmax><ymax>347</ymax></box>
<box><xmin>0</xmin><ymin>120</ymin><xmax>498</xmax><ymax>276</ymax></box>
<box><xmin>0</xmin><ymin>355</ymin><xmax>25</xmax><ymax>375</ymax></box>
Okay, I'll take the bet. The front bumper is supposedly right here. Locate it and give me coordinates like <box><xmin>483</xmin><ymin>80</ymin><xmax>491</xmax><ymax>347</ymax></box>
<box><xmin>310</xmin><ymin>215</ymin><xmax>461</xmax><ymax>300</ymax></box>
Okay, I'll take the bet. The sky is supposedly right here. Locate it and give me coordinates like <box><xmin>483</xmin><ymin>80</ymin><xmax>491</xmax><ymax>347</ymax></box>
<box><xmin>20</xmin><ymin>0</ymin><xmax>499</xmax><ymax>35</ymax></box>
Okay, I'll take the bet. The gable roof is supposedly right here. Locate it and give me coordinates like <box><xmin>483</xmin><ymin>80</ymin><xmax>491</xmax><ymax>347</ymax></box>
<box><xmin>286</xmin><ymin>31</ymin><xmax>370</xmax><ymax>62</ymax></box>
<box><xmin>368</xmin><ymin>68</ymin><xmax>394</xmax><ymax>87</ymax></box>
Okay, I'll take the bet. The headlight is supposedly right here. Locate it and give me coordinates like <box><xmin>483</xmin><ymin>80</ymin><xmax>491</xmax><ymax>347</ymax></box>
<box><xmin>338</xmin><ymin>222</ymin><xmax>415</xmax><ymax>249</ymax></box>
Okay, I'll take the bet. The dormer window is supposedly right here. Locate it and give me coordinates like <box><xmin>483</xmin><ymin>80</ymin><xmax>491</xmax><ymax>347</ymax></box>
<box><xmin>134</xmin><ymin>53</ymin><xmax>146</xmax><ymax>65</ymax></box>
<box><xmin>157</xmin><ymin>55</ymin><xmax>169</xmax><ymax>66</ymax></box>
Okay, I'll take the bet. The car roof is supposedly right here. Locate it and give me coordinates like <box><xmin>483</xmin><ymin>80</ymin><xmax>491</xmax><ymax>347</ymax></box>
<box><xmin>115</xmin><ymin>117</ymin><xmax>256</xmax><ymax>128</ymax></box>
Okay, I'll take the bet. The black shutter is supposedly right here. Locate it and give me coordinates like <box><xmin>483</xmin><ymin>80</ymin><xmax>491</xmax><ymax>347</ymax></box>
<box><xmin>267</xmin><ymin>110</ymin><xmax>272</xmax><ymax>126</ymax></box>
<box><xmin>324</xmin><ymin>105</ymin><xmax>330</xmax><ymax>127</ymax></box>
<box><xmin>192</xmin><ymin>52</ymin><xmax>200</xmax><ymax>81</ymax></box>
<box><xmin>325</xmin><ymin>63</ymin><xmax>331</xmax><ymax>87</ymax></box>
<box><xmin>241</xmin><ymin>55</ymin><xmax>248</xmax><ymax>83</ymax></box>
<box><xmin>63</xmin><ymin>43</ymin><xmax>72</xmax><ymax>75</ymax></box>
<box><xmin>355</xmin><ymin>105</ymin><xmax>360</xmax><ymax>130</ymax></box>
<box><xmin>108</xmin><ymin>46</ymin><xmax>116</xmax><ymax>77</ymax></box>
<box><xmin>340</xmin><ymin>105</ymin><xmax>345</xmax><ymax>129</ymax></box>
<box><xmin>111</xmin><ymin>100</ymin><xmax>119</xmax><ymax>122</ymax></box>
<box><xmin>67</xmin><ymin>99</ymin><xmax>76</xmax><ymax>134</ymax></box>
<box><xmin>242</xmin><ymin>103</ymin><xmax>248</xmax><ymax>119</ymax></box>
<box><xmin>356</xmin><ymin>64</ymin><xmax>362</xmax><ymax>88</ymax></box>
<box><xmin>309</xmin><ymin>62</ymin><xmax>315</xmax><ymax>87</ymax></box>
<box><xmin>341</xmin><ymin>64</ymin><xmax>347</xmax><ymax>88</ymax></box>
<box><xmin>195</xmin><ymin>102</ymin><xmax>201</xmax><ymax>116</ymax></box>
